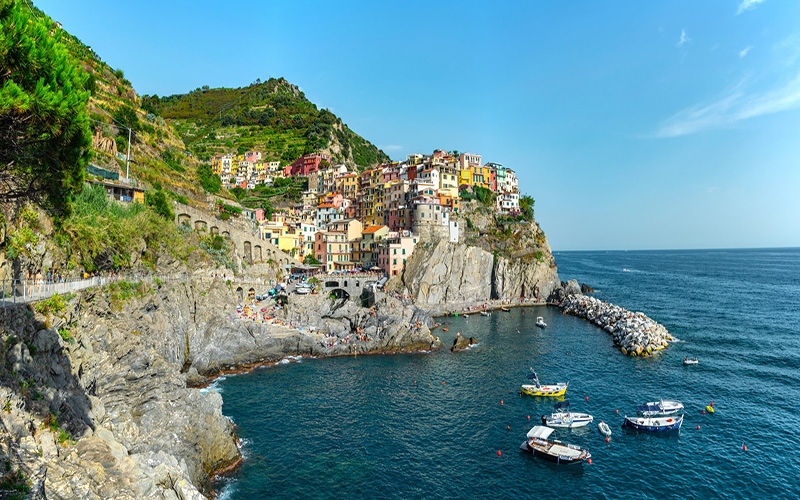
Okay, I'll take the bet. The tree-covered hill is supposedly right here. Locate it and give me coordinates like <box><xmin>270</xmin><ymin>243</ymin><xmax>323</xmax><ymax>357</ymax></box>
<box><xmin>142</xmin><ymin>79</ymin><xmax>391</xmax><ymax>170</ymax></box>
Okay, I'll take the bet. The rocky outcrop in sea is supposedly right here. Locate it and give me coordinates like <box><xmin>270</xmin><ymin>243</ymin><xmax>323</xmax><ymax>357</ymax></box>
<box><xmin>559</xmin><ymin>294</ymin><xmax>675</xmax><ymax>356</ymax></box>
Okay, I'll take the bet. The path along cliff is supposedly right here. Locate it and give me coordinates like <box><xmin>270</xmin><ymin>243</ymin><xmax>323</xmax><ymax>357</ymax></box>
<box><xmin>0</xmin><ymin>277</ymin><xmax>440</xmax><ymax>499</ymax></box>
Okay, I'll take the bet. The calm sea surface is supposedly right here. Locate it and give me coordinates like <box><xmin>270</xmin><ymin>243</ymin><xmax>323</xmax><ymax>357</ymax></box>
<box><xmin>212</xmin><ymin>248</ymin><xmax>800</xmax><ymax>499</ymax></box>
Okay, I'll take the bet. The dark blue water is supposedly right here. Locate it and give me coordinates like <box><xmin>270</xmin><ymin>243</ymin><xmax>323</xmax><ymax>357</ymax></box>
<box><xmin>212</xmin><ymin>248</ymin><xmax>800</xmax><ymax>499</ymax></box>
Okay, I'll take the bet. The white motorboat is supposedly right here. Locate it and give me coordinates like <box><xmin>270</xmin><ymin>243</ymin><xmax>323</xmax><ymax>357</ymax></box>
<box><xmin>481</xmin><ymin>310</ymin><xmax>490</xmax><ymax>317</ymax></box>
<box><xmin>683</xmin><ymin>357</ymin><xmax>698</xmax><ymax>365</ymax></box>
<box><xmin>541</xmin><ymin>401</ymin><xmax>593</xmax><ymax>428</ymax></box>
<box><xmin>598</xmin><ymin>421</ymin><xmax>612</xmax><ymax>437</ymax></box>
<box><xmin>294</xmin><ymin>284</ymin><xmax>311</xmax><ymax>295</ymax></box>
<box><xmin>535</xmin><ymin>316</ymin><xmax>547</xmax><ymax>328</ymax></box>
<box><xmin>637</xmin><ymin>399</ymin><xmax>685</xmax><ymax>416</ymax></box>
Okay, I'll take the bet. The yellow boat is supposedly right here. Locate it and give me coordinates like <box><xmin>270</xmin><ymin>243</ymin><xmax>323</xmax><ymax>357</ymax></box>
<box><xmin>706</xmin><ymin>405</ymin><xmax>714</xmax><ymax>414</ymax></box>
<box><xmin>521</xmin><ymin>382</ymin><xmax>569</xmax><ymax>397</ymax></box>
<box><xmin>522</xmin><ymin>371</ymin><xmax>568</xmax><ymax>396</ymax></box>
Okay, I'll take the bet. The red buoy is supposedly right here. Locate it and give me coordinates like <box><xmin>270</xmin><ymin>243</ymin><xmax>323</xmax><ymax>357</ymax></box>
<box><xmin>702</xmin><ymin>410</ymin><xmax>706</xmax><ymax>414</ymax></box>
<box><xmin>501</xmin><ymin>400</ymin><xmax>504</xmax><ymax>405</ymax></box>
<box><xmin>497</xmin><ymin>450</ymin><xmax>502</xmax><ymax>456</ymax></box>
<box><xmin>527</xmin><ymin>415</ymin><xmax>530</xmax><ymax>420</ymax></box>
<box><xmin>743</xmin><ymin>444</ymin><xmax>747</xmax><ymax>451</ymax></box>
<box><xmin>507</xmin><ymin>425</ymin><xmax>510</xmax><ymax>430</ymax></box>
<box><xmin>585</xmin><ymin>396</ymin><xmax>589</xmax><ymax>401</ymax></box>
<box><xmin>615</xmin><ymin>409</ymin><xmax>618</xmax><ymax>413</ymax></box>
<box><xmin>587</xmin><ymin>458</ymin><xmax>592</xmax><ymax>464</ymax></box>
<box><xmin>605</xmin><ymin>437</ymin><xmax>609</xmax><ymax>443</ymax></box>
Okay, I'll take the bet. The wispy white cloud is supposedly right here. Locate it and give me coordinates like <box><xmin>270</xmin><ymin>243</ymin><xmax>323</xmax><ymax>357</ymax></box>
<box><xmin>737</xmin><ymin>0</ymin><xmax>766</xmax><ymax>15</ymax></box>
<box><xmin>676</xmin><ymin>29</ymin><xmax>691</xmax><ymax>48</ymax></box>
<box><xmin>653</xmin><ymin>73</ymin><xmax>800</xmax><ymax>137</ymax></box>
<box><xmin>739</xmin><ymin>46</ymin><xmax>753</xmax><ymax>58</ymax></box>
<box><xmin>380</xmin><ymin>145</ymin><xmax>403</xmax><ymax>152</ymax></box>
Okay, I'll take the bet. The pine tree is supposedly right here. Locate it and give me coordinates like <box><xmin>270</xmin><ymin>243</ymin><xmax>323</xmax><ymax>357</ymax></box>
<box><xmin>0</xmin><ymin>0</ymin><xmax>92</xmax><ymax>214</ymax></box>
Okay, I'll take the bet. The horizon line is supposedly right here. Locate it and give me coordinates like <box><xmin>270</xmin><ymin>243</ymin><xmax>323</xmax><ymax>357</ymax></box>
<box><xmin>553</xmin><ymin>245</ymin><xmax>800</xmax><ymax>253</ymax></box>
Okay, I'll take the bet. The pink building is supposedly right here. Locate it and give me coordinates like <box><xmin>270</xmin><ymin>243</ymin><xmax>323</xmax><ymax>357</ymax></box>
<box><xmin>377</xmin><ymin>232</ymin><xmax>419</xmax><ymax>277</ymax></box>
<box><xmin>255</xmin><ymin>208</ymin><xmax>265</xmax><ymax>221</ymax></box>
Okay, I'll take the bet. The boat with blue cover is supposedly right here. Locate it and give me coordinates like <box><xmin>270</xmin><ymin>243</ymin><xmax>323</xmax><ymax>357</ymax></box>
<box><xmin>622</xmin><ymin>414</ymin><xmax>683</xmax><ymax>431</ymax></box>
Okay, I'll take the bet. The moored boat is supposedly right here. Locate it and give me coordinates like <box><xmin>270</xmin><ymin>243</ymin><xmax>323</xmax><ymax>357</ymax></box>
<box><xmin>501</xmin><ymin>307</ymin><xmax>510</xmax><ymax>312</ymax></box>
<box><xmin>622</xmin><ymin>414</ymin><xmax>683</xmax><ymax>432</ymax></box>
<box><xmin>683</xmin><ymin>356</ymin><xmax>698</xmax><ymax>365</ymax></box>
<box><xmin>535</xmin><ymin>316</ymin><xmax>547</xmax><ymax>328</ymax></box>
<box><xmin>521</xmin><ymin>371</ymin><xmax>568</xmax><ymax>397</ymax></box>
<box><xmin>519</xmin><ymin>426</ymin><xmax>591</xmax><ymax>465</ymax></box>
<box><xmin>637</xmin><ymin>399</ymin><xmax>684</xmax><ymax>416</ymax></box>
<box><xmin>481</xmin><ymin>310</ymin><xmax>490</xmax><ymax>317</ymax></box>
<box><xmin>598</xmin><ymin>421</ymin><xmax>612</xmax><ymax>437</ymax></box>
<box><xmin>542</xmin><ymin>401</ymin><xmax>593</xmax><ymax>428</ymax></box>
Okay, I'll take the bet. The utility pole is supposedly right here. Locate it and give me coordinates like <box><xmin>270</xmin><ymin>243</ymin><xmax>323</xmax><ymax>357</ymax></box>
<box><xmin>126</xmin><ymin>127</ymin><xmax>132</xmax><ymax>181</ymax></box>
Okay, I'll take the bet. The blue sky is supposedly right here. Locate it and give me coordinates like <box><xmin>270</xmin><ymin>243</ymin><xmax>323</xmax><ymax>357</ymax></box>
<box><xmin>38</xmin><ymin>0</ymin><xmax>800</xmax><ymax>250</ymax></box>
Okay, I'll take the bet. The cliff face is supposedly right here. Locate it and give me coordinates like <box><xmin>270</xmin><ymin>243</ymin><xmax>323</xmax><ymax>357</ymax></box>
<box><xmin>0</xmin><ymin>277</ymin><xmax>442</xmax><ymax>498</ymax></box>
<box><xmin>394</xmin><ymin>218</ymin><xmax>561</xmax><ymax>314</ymax></box>
<box><xmin>399</xmin><ymin>239</ymin><xmax>495</xmax><ymax>308</ymax></box>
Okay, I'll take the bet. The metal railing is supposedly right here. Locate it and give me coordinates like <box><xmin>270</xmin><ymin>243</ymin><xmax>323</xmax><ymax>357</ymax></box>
<box><xmin>0</xmin><ymin>272</ymin><xmax>280</xmax><ymax>310</ymax></box>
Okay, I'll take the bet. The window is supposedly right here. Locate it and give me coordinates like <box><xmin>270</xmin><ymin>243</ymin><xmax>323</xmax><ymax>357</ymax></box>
<box><xmin>402</xmin><ymin>249</ymin><xmax>406</xmax><ymax>254</ymax></box>
<box><xmin>393</xmin><ymin>259</ymin><xmax>396</xmax><ymax>265</ymax></box>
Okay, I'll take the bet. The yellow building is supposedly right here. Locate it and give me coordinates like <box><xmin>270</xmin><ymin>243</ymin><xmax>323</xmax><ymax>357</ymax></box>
<box><xmin>458</xmin><ymin>166</ymin><xmax>473</xmax><ymax>188</ymax></box>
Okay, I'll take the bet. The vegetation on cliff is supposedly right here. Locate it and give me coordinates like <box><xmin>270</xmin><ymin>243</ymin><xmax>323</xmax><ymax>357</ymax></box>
<box><xmin>0</xmin><ymin>0</ymin><xmax>92</xmax><ymax>215</ymax></box>
<box><xmin>142</xmin><ymin>78</ymin><xmax>391</xmax><ymax>169</ymax></box>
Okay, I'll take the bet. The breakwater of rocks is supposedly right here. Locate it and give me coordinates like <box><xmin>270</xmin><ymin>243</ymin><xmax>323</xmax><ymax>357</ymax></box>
<box><xmin>559</xmin><ymin>295</ymin><xmax>675</xmax><ymax>356</ymax></box>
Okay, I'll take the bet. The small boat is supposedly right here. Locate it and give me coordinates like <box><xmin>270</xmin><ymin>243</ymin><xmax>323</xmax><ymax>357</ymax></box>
<box><xmin>521</xmin><ymin>370</ymin><xmax>568</xmax><ymax>397</ymax></box>
<box><xmin>637</xmin><ymin>399</ymin><xmax>684</xmax><ymax>416</ymax></box>
<box><xmin>535</xmin><ymin>316</ymin><xmax>547</xmax><ymax>328</ymax></box>
<box><xmin>542</xmin><ymin>401</ymin><xmax>593</xmax><ymax>428</ymax></box>
<box><xmin>481</xmin><ymin>310</ymin><xmax>490</xmax><ymax>317</ymax></box>
<box><xmin>519</xmin><ymin>426</ymin><xmax>591</xmax><ymax>465</ymax></box>
<box><xmin>598</xmin><ymin>421</ymin><xmax>612</xmax><ymax>437</ymax></box>
<box><xmin>683</xmin><ymin>357</ymin><xmax>698</xmax><ymax>365</ymax></box>
<box><xmin>622</xmin><ymin>414</ymin><xmax>683</xmax><ymax>432</ymax></box>
<box><xmin>501</xmin><ymin>307</ymin><xmax>510</xmax><ymax>312</ymax></box>
<box><xmin>706</xmin><ymin>405</ymin><xmax>714</xmax><ymax>414</ymax></box>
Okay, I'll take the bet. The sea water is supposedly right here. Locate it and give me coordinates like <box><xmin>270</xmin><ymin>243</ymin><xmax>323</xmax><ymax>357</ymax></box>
<box><xmin>213</xmin><ymin>248</ymin><xmax>800</xmax><ymax>499</ymax></box>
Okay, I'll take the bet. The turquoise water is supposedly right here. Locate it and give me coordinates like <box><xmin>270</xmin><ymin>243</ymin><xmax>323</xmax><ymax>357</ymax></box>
<box><xmin>213</xmin><ymin>248</ymin><xmax>800</xmax><ymax>499</ymax></box>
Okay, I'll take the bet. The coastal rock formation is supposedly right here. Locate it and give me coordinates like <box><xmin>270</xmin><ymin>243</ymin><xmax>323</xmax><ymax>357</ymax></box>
<box><xmin>399</xmin><ymin>238</ymin><xmax>494</xmax><ymax>309</ymax></box>
<box><xmin>559</xmin><ymin>295</ymin><xmax>674</xmax><ymax>356</ymax></box>
<box><xmin>581</xmin><ymin>283</ymin><xmax>594</xmax><ymax>293</ymax></box>
<box><xmin>492</xmin><ymin>255</ymin><xmax>560</xmax><ymax>304</ymax></box>
<box><xmin>396</xmin><ymin>234</ymin><xmax>562</xmax><ymax>315</ymax></box>
<box><xmin>0</xmin><ymin>276</ymin><xmax>445</xmax><ymax>498</ymax></box>
<box><xmin>451</xmin><ymin>335</ymin><xmax>477</xmax><ymax>352</ymax></box>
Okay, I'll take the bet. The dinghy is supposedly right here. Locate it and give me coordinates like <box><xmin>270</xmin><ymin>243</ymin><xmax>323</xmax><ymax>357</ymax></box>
<box><xmin>598</xmin><ymin>421</ymin><xmax>612</xmax><ymax>437</ymax></box>
<box><xmin>535</xmin><ymin>316</ymin><xmax>547</xmax><ymax>328</ymax></box>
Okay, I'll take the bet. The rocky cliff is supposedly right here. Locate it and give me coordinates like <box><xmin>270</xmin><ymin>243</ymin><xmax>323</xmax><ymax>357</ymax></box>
<box><xmin>0</xmin><ymin>276</ymin><xmax>442</xmax><ymax>498</ymax></box>
<box><xmin>393</xmin><ymin>215</ymin><xmax>561</xmax><ymax>315</ymax></box>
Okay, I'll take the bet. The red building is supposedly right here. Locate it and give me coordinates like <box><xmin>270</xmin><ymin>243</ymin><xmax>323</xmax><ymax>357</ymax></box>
<box><xmin>284</xmin><ymin>153</ymin><xmax>331</xmax><ymax>177</ymax></box>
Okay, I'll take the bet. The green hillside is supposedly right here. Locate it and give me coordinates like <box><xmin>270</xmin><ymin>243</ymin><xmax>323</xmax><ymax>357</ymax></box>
<box><xmin>142</xmin><ymin>79</ymin><xmax>391</xmax><ymax>170</ymax></box>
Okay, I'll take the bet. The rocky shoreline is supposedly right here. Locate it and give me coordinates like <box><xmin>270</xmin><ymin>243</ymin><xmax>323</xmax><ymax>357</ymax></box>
<box><xmin>559</xmin><ymin>294</ymin><xmax>675</xmax><ymax>356</ymax></box>
<box><xmin>0</xmin><ymin>277</ymin><xmax>444</xmax><ymax>499</ymax></box>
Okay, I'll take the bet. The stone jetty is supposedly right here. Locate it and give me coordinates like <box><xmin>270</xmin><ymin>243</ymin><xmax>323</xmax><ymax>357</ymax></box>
<box><xmin>559</xmin><ymin>295</ymin><xmax>675</xmax><ymax>356</ymax></box>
